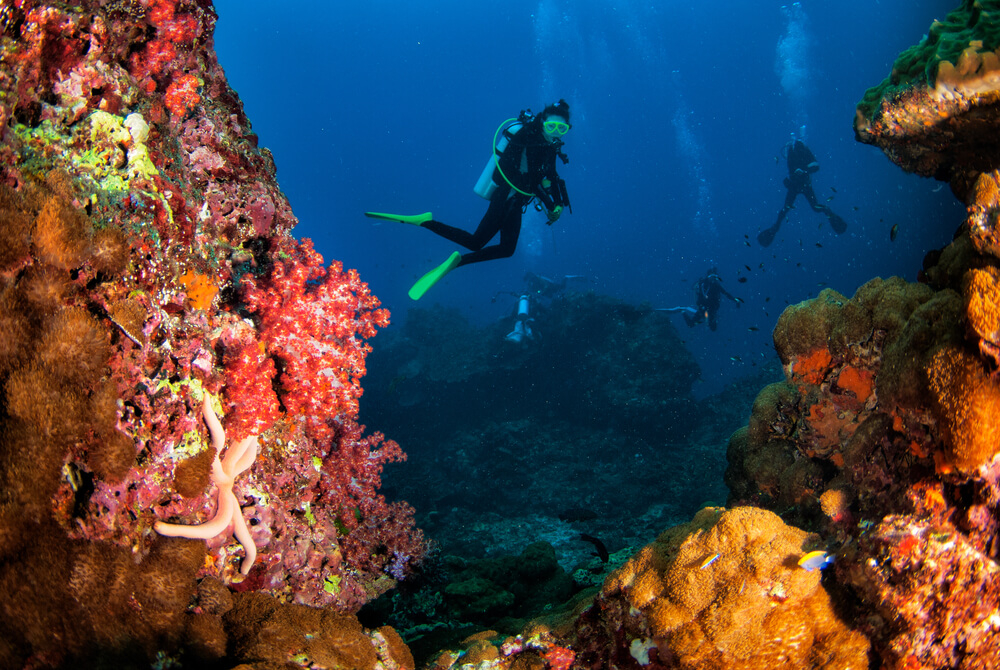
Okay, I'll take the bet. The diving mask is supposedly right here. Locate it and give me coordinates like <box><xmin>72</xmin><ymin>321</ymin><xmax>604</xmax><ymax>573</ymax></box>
<box><xmin>543</xmin><ymin>119</ymin><xmax>571</xmax><ymax>137</ymax></box>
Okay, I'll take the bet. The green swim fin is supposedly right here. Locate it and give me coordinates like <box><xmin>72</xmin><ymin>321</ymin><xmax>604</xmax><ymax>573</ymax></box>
<box><xmin>409</xmin><ymin>251</ymin><xmax>461</xmax><ymax>301</ymax></box>
<box><xmin>364</xmin><ymin>211</ymin><xmax>433</xmax><ymax>226</ymax></box>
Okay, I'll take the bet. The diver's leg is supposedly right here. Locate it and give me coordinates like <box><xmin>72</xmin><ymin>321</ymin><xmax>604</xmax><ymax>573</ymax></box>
<box><xmin>803</xmin><ymin>184</ymin><xmax>830</xmax><ymax>215</ymax></box>
<box><xmin>421</xmin><ymin>197</ymin><xmax>507</xmax><ymax>250</ymax></box>
<box><xmin>457</xmin><ymin>202</ymin><xmax>523</xmax><ymax>266</ymax></box>
<box><xmin>758</xmin><ymin>188</ymin><xmax>797</xmax><ymax>246</ymax></box>
<box><xmin>776</xmin><ymin>187</ymin><xmax>798</xmax><ymax>225</ymax></box>
<box><xmin>803</xmin><ymin>184</ymin><xmax>847</xmax><ymax>232</ymax></box>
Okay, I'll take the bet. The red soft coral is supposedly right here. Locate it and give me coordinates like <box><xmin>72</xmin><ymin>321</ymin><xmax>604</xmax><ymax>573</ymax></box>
<box><xmin>241</xmin><ymin>236</ymin><xmax>390</xmax><ymax>443</ymax></box>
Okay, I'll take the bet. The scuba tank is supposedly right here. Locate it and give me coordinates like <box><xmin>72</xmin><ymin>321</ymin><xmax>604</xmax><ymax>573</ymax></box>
<box><xmin>505</xmin><ymin>295</ymin><xmax>533</xmax><ymax>343</ymax></box>
<box><xmin>473</xmin><ymin>112</ymin><xmax>533</xmax><ymax>200</ymax></box>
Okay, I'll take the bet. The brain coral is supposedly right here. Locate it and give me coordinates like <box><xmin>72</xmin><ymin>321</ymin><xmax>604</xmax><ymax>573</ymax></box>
<box><xmin>600</xmin><ymin>507</ymin><xmax>869</xmax><ymax>668</ymax></box>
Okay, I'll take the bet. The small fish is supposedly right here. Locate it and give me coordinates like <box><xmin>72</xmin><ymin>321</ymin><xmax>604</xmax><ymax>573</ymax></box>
<box><xmin>748</xmin><ymin>326</ymin><xmax>759</xmax><ymax>332</ymax></box>
<box><xmin>815</xmin><ymin>242</ymin><xmax>823</xmax><ymax>248</ymax></box>
<box><xmin>744</xmin><ymin>239</ymin><xmax>751</xmax><ymax>247</ymax></box>
<box><xmin>744</xmin><ymin>264</ymin><xmax>752</xmax><ymax>272</ymax></box>
<box><xmin>744</xmin><ymin>233</ymin><xmax>749</xmax><ymax>239</ymax></box>
<box><xmin>758</xmin><ymin>263</ymin><xmax>764</xmax><ymax>269</ymax></box>
<box><xmin>765</xmin><ymin>297</ymin><xmax>771</xmax><ymax>302</ymax></box>
<box><xmin>580</xmin><ymin>533</ymin><xmax>609</xmax><ymax>563</ymax></box>
<box><xmin>932</xmin><ymin>184</ymin><xmax>944</xmax><ymax>193</ymax></box>
<box><xmin>825</xmin><ymin>195</ymin><xmax>835</xmax><ymax>202</ymax></box>
<box><xmin>734</xmin><ymin>297</ymin><xmax>744</xmax><ymax>304</ymax></box>
<box><xmin>890</xmin><ymin>223</ymin><xmax>899</xmax><ymax>241</ymax></box>
<box><xmin>738</xmin><ymin>277</ymin><xmax>748</xmax><ymax>283</ymax></box>
<box><xmin>730</xmin><ymin>355</ymin><xmax>742</xmax><ymax>362</ymax></box>
<box><xmin>853</xmin><ymin>206</ymin><xmax>859</xmax><ymax>211</ymax></box>
<box><xmin>797</xmin><ymin>550</ymin><xmax>835</xmax><ymax>571</ymax></box>
<box><xmin>830</xmin><ymin>186</ymin><xmax>837</xmax><ymax>193</ymax></box>
<box><xmin>700</xmin><ymin>553</ymin><xmax>720</xmax><ymax>569</ymax></box>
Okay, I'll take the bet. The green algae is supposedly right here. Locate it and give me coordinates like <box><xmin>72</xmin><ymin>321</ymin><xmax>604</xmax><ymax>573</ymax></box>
<box><xmin>857</xmin><ymin>0</ymin><xmax>1000</xmax><ymax>119</ymax></box>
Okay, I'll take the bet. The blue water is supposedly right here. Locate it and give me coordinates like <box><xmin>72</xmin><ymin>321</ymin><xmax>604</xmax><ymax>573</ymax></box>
<box><xmin>213</xmin><ymin>0</ymin><xmax>962</xmax><ymax>396</ymax></box>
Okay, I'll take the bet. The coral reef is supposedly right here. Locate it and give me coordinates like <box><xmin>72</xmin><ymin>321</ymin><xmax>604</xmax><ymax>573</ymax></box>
<box><xmin>366</xmin><ymin>293</ymin><xmax>702</xmax><ymax>448</ymax></box>
<box><xmin>0</xmin><ymin>0</ymin><xmax>424</xmax><ymax>666</ymax></box>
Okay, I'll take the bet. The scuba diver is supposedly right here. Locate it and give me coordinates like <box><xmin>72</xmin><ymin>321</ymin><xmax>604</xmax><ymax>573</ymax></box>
<box><xmin>660</xmin><ymin>268</ymin><xmax>740</xmax><ymax>332</ymax></box>
<box><xmin>521</xmin><ymin>272</ymin><xmax>586</xmax><ymax>300</ymax></box>
<box><xmin>757</xmin><ymin>134</ymin><xmax>847</xmax><ymax>247</ymax></box>
<box><xmin>365</xmin><ymin>100</ymin><xmax>572</xmax><ymax>300</ymax></box>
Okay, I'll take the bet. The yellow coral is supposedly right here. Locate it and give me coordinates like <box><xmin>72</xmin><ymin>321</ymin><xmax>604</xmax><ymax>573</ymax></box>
<box><xmin>927</xmin><ymin>345</ymin><xmax>1000</xmax><ymax>473</ymax></box>
<box><xmin>602</xmin><ymin>507</ymin><xmax>869</xmax><ymax>668</ymax></box>
<box><xmin>964</xmin><ymin>266</ymin><xmax>1000</xmax><ymax>348</ymax></box>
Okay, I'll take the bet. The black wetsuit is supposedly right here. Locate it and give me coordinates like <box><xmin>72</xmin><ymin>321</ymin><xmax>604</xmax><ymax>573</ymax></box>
<box><xmin>421</xmin><ymin>121</ymin><xmax>569</xmax><ymax>266</ymax></box>
<box><xmin>683</xmin><ymin>274</ymin><xmax>737</xmax><ymax>332</ymax></box>
<box><xmin>758</xmin><ymin>140</ymin><xmax>845</xmax><ymax>247</ymax></box>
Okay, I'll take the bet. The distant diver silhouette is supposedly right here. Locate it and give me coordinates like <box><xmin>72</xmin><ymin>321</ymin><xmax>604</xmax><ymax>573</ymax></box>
<box><xmin>758</xmin><ymin>136</ymin><xmax>847</xmax><ymax>247</ymax></box>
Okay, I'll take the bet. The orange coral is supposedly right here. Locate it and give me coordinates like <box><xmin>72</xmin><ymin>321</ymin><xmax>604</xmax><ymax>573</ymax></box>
<box><xmin>32</xmin><ymin>195</ymin><xmax>93</xmax><ymax>270</ymax></box>
<box><xmin>927</xmin><ymin>345</ymin><xmax>1000</xmax><ymax>473</ymax></box>
<box><xmin>836</xmin><ymin>366</ymin><xmax>874</xmax><ymax>402</ymax></box>
<box><xmin>791</xmin><ymin>347</ymin><xmax>833</xmax><ymax>385</ymax></box>
<box><xmin>964</xmin><ymin>266</ymin><xmax>1000</xmax><ymax>364</ymax></box>
<box><xmin>819</xmin><ymin>486</ymin><xmax>853</xmax><ymax>521</ymax></box>
<box><xmin>0</xmin><ymin>183</ymin><xmax>33</xmax><ymax>274</ymax></box>
<box><xmin>179</xmin><ymin>270</ymin><xmax>218</xmax><ymax>310</ymax></box>
<box><xmin>90</xmin><ymin>228</ymin><xmax>129</xmax><ymax>276</ymax></box>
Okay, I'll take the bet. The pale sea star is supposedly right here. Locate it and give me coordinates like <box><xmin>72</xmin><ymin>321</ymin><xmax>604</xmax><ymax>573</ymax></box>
<box><xmin>154</xmin><ymin>394</ymin><xmax>259</xmax><ymax>575</ymax></box>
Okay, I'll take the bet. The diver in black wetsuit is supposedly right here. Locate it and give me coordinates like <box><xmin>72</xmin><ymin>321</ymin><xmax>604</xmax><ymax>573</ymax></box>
<box><xmin>757</xmin><ymin>137</ymin><xmax>847</xmax><ymax>247</ymax></box>
<box><xmin>682</xmin><ymin>268</ymin><xmax>740</xmax><ymax>332</ymax></box>
<box><xmin>365</xmin><ymin>100</ymin><xmax>572</xmax><ymax>300</ymax></box>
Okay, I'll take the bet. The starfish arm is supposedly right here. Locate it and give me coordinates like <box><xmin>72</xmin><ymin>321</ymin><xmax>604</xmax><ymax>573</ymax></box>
<box><xmin>230</xmin><ymin>503</ymin><xmax>258</xmax><ymax>575</ymax></box>
<box><xmin>201</xmin><ymin>394</ymin><xmax>225</xmax><ymax>453</ymax></box>
<box><xmin>228</xmin><ymin>436</ymin><xmax>258</xmax><ymax>477</ymax></box>
<box><xmin>222</xmin><ymin>435</ymin><xmax>257</xmax><ymax>479</ymax></box>
<box><xmin>153</xmin><ymin>486</ymin><xmax>236</xmax><ymax>539</ymax></box>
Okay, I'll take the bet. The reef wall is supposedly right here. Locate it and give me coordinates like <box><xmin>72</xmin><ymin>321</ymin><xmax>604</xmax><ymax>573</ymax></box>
<box><xmin>0</xmin><ymin>1</ymin><xmax>422</xmax><ymax>667</ymax></box>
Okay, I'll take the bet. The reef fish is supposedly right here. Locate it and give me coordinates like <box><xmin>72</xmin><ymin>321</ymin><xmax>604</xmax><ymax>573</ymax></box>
<box><xmin>797</xmin><ymin>550</ymin><xmax>835</xmax><ymax>571</ymax></box>
<box><xmin>890</xmin><ymin>223</ymin><xmax>899</xmax><ymax>241</ymax></box>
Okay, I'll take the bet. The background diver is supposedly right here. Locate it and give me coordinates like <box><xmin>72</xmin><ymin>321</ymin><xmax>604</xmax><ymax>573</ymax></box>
<box><xmin>659</xmin><ymin>268</ymin><xmax>741</xmax><ymax>332</ymax></box>
<box><xmin>757</xmin><ymin>134</ymin><xmax>847</xmax><ymax>247</ymax></box>
<box><xmin>366</xmin><ymin>100</ymin><xmax>573</xmax><ymax>300</ymax></box>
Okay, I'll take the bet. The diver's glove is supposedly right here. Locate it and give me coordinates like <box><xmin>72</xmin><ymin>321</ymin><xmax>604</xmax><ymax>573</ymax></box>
<box><xmin>546</xmin><ymin>205</ymin><xmax>563</xmax><ymax>224</ymax></box>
